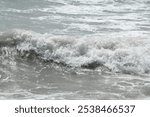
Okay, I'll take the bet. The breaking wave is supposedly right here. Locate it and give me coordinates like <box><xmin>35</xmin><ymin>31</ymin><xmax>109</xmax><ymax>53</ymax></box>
<box><xmin>0</xmin><ymin>29</ymin><xmax>150</xmax><ymax>75</ymax></box>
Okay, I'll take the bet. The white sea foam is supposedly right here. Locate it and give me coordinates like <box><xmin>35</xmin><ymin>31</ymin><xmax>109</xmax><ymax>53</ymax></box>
<box><xmin>0</xmin><ymin>29</ymin><xmax>150</xmax><ymax>75</ymax></box>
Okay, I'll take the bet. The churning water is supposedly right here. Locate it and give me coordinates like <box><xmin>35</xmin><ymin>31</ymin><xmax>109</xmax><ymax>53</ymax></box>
<box><xmin>0</xmin><ymin>0</ymin><xmax>150</xmax><ymax>99</ymax></box>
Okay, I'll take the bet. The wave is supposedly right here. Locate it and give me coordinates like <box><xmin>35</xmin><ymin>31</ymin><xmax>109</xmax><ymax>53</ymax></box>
<box><xmin>0</xmin><ymin>29</ymin><xmax>150</xmax><ymax>74</ymax></box>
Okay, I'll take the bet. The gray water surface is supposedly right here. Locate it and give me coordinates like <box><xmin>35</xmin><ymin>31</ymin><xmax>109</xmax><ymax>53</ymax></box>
<box><xmin>0</xmin><ymin>0</ymin><xmax>150</xmax><ymax>99</ymax></box>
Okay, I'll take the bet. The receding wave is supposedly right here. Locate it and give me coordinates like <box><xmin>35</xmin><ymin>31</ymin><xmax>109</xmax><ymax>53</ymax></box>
<box><xmin>0</xmin><ymin>29</ymin><xmax>150</xmax><ymax>75</ymax></box>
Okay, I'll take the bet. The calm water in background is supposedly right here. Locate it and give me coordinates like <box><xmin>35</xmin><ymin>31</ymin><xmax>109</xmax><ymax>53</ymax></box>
<box><xmin>0</xmin><ymin>0</ymin><xmax>150</xmax><ymax>99</ymax></box>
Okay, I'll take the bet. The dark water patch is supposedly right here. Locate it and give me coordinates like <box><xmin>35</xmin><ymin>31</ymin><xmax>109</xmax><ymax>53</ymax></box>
<box><xmin>141</xmin><ymin>86</ymin><xmax>150</xmax><ymax>96</ymax></box>
<box><xmin>81</xmin><ymin>61</ymin><xmax>111</xmax><ymax>72</ymax></box>
<box><xmin>124</xmin><ymin>90</ymin><xmax>140</xmax><ymax>99</ymax></box>
<box><xmin>0</xmin><ymin>80</ymin><xmax>17</xmax><ymax>91</ymax></box>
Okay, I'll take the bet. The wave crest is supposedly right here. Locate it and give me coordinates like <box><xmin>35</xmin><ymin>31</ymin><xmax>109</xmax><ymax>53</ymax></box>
<box><xmin>0</xmin><ymin>29</ymin><xmax>150</xmax><ymax>74</ymax></box>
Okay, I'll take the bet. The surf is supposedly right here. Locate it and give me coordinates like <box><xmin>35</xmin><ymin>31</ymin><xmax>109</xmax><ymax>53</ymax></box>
<box><xmin>0</xmin><ymin>29</ymin><xmax>150</xmax><ymax>75</ymax></box>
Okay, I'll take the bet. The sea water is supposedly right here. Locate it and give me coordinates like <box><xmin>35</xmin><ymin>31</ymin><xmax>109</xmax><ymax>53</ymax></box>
<box><xmin>0</xmin><ymin>0</ymin><xmax>150</xmax><ymax>99</ymax></box>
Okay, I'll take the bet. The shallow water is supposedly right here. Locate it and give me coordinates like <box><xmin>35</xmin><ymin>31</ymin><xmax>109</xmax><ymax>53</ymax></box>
<box><xmin>1</xmin><ymin>57</ymin><xmax>150</xmax><ymax>100</ymax></box>
<box><xmin>0</xmin><ymin>0</ymin><xmax>150</xmax><ymax>99</ymax></box>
